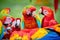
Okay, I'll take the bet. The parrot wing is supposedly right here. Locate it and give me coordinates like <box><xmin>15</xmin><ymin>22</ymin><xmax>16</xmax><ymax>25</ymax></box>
<box><xmin>34</xmin><ymin>14</ymin><xmax>42</xmax><ymax>28</ymax></box>
<box><xmin>0</xmin><ymin>26</ymin><xmax>4</xmax><ymax>40</ymax></box>
<box><xmin>49</xmin><ymin>19</ymin><xmax>58</xmax><ymax>26</ymax></box>
<box><xmin>21</xmin><ymin>17</ymin><xmax>24</xmax><ymax>29</ymax></box>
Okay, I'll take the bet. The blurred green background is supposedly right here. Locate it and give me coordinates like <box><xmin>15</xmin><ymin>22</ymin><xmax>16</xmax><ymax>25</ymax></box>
<box><xmin>0</xmin><ymin>0</ymin><xmax>60</xmax><ymax>23</ymax></box>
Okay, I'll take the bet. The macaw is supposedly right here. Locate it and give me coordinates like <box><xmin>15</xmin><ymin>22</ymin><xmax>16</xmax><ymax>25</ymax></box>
<box><xmin>21</xmin><ymin>5</ymin><xmax>41</xmax><ymax>29</ymax></box>
<box><xmin>38</xmin><ymin>6</ymin><xmax>60</xmax><ymax>40</ymax></box>
<box><xmin>21</xmin><ymin>5</ymin><xmax>41</xmax><ymax>40</ymax></box>
<box><xmin>0</xmin><ymin>8</ymin><xmax>11</xmax><ymax>20</ymax></box>
<box><xmin>0</xmin><ymin>8</ymin><xmax>11</xmax><ymax>39</ymax></box>
<box><xmin>11</xmin><ymin>18</ymin><xmax>21</xmax><ymax>31</ymax></box>
<box><xmin>15</xmin><ymin>18</ymin><xmax>21</xmax><ymax>31</ymax></box>
<box><xmin>39</xmin><ymin>6</ymin><xmax>58</xmax><ymax>28</ymax></box>
<box><xmin>0</xmin><ymin>20</ymin><xmax>4</xmax><ymax>40</ymax></box>
<box><xmin>3</xmin><ymin>17</ymin><xmax>14</xmax><ymax>28</ymax></box>
<box><xmin>2</xmin><ymin>17</ymin><xmax>14</xmax><ymax>39</ymax></box>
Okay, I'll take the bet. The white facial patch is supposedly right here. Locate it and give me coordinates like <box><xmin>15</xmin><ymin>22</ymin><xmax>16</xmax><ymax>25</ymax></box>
<box><xmin>43</xmin><ymin>10</ymin><xmax>48</xmax><ymax>15</ymax></box>
<box><xmin>16</xmin><ymin>20</ymin><xmax>20</xmax><ymax>26</ymax></box>
<box><xmin>12</xmin><ymin>20</ymin><xmax>16</xmax><ymax>27</ymax></box>
<box><xmin>32</xmin><ymin>11</ymin><xmax>35</xmax><ymax>16</ymax></box>
<box><xmin>39</xmin><ymin>8</ymin><xmax>42</xmax><ymax>14</ymax></box>
<box><xmin>5</xmin><ymin>17</ymin><xmax>12</xmax><ymax>24</ymax></box>
<box><xmin>7</xmin><ymin>27</ymin><xmax>11</xmax><ymax>30</ymax></box>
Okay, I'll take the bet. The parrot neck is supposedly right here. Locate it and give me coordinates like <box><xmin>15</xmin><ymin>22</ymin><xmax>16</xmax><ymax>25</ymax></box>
<box><xmin>23</xmin><ymin>14</ymin><xmax>33</xmax><ymax>18</ymax></box>
<box><xmin>44</xmin><ymin>14</ymin><xmax>55</xmax><ymax>20</ymax></box>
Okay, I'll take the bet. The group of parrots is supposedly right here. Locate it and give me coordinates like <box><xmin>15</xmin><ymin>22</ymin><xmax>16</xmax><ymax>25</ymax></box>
<box><xmin>0</xmin><ymin>5</ymin><xmax>60</xmax><ymax>40</ymax></box>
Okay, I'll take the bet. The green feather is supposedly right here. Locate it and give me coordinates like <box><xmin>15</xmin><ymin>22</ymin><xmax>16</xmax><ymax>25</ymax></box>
<box><xmin>24</xmin><ymin>5</ymin><xmax>33</xmax><ymax>9</ymax></box>
<box><xmin>0</xmin><ymin>13</ymin><xmax>11</xmax><ymax>19</ymax></box>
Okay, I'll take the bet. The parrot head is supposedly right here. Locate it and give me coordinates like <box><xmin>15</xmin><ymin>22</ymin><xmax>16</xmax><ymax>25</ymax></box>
<box><xmin>1</xmin><ymin>8</ymin><xmax>10</xmax><ymax>14</ymax></box>
<box><xmin>15</xmin><ymin>18</ymin><xmax>21</xmax><ymax>28</ymax></box>
<box><xmin>11</xmin><ymin>18</ymin><xmax>21</xmax><ymax>30</ymax></box>
<box><xmin>22</xmin><ymin>5</ymin><xmax>36</xmax><ymax>16</ymax></box>
<box><xmin>3</xmin><ymin>17</ymin><xmax>14</xmax><ymax>27</ymax></box>
<box><xmin>39</xmin><ymin>6</ymin><xmax>54</xmax><ymax>17</ymax></box>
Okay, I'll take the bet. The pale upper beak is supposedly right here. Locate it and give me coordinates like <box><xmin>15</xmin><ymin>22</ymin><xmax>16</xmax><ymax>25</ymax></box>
<box><xmin>16</xmin><ymin>20</ymin><xmax>20</xmax><ymax>26</ymax></box>
<box><xmin>39</xmin><ymin>8</ymin><xmax>42</xmax><ymax>14</ymax></box>
<box><xmin>26</xmin><ymin>9</ymin><xmax>36</xmax><ymax>16</ymax></box>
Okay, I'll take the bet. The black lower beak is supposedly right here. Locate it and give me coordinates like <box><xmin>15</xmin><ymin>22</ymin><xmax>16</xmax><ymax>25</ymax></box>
<box><xmin>3</xmin><ymin>24</ymin><xmax>8</xmax><ymax>26</ymax></box>
<box><xmin>29</xmin><ymin>13</ymin><xmax>32</xmax><ymax>16</ymax></box>
<box><xmin>27</xmin><ymin>13</ymin><xmax>32</xmax><ymax>16</ymax></box>
<box><xmin>41</xmin><ymin>12</ymin><xmax>44</xmax><ymax>15</ymax></box>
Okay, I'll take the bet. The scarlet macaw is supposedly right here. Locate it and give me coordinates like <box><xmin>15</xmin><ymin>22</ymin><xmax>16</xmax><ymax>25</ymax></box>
<box><xmin>21</xmin><ymin>5</ymin><xmax>41</xmax><ymax>29</ymax></box>
<box><xmin>20</xmin><ymin>5</ymin><xmax>41</xmax><ymax>39</ymax></box>
<box><xmin>38</xmin><ymin>6</ymin><xmax>60</xmax><ymax>40</ymax></box>
<box><xmin>11</xmin><ymin>18</ymin><xmax>21</xmax><ymax>31</ymax></box>
<box><xmin>0</xmin><ymin>8</ymin><xmax>11</xmax><ymax>39</ymax></box>
<box><xmin>39</xmin><ymin>6</ymin><xmax>58</xmax><ymax>28</ymax></box>
<box><xmin>2</xmin><ymin>17</ymin><xmax>14</xmax><ymax>39</ymax></box>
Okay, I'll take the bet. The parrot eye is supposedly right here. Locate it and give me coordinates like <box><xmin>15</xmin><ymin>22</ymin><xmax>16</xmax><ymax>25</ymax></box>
<box><xmin>43</xmin><ymin>10</ymin><xmax>48</xmax><ymax>15</ymax></box>
<box><xmin>27</xmin><ymin>9</ymin><xmax>31</xmax><ymax>15</ymax></box>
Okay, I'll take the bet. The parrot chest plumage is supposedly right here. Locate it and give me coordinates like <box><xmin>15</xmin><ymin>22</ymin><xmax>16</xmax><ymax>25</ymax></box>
<box><xmin>42</xmin><ymin>16</ymin><xmax>57</xmax><ymax>28</ymax></box>
<box><xmin>24</xmin><ymin>16</ymin><xmax>38</xmax><ymax>29</ymax></box>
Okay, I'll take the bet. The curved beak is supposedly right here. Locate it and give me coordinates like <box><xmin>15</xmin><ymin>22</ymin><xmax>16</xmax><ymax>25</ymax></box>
<box><xmin>15</xmin><ymin>20</ymin><xmax>20</xmax><ymax>28</ymax></box>
<box><xmin>26</xmin><ymin>10</ymin><xmax>32</xmax><ymax>16</ymax></box>
<box><xmin>39</xmin><ymin>8</ymin><xmax>44</xmax><ymax>15</ymax></box>
<box><xmin>39</xmin><ymin>8</ymin><xmax>42</xmax><ymax>14</ymax></box>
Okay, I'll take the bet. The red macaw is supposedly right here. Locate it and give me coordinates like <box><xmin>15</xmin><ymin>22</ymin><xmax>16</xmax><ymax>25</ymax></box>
<box><xmin>2</xmin><ymin>17</ymin><xmax>14</xmax><ymax>39</ymax></box>
<box><xmin>21</xmin><ymin>5</ymin><xmax>41</xmax><ymax>39</ymax></box>
<box><xmin>39</xmin><ymin>6</ymin><xmax>58</xmax><ymax>29</ymax></box>
<box><xmin>11</xmin><ymin>18</ymin><xmax>21</xmax><ymax>31</ymax></box>
<box><xmin>38</xmin><ymin>6</ymin><xmax>60</xmax><ymax>40</ymax></box>
<box><xmin>3</xmin><ymin>17</ymin><xmax>14</xmax><ymax>28</ymax></box>
<box><xmin>22</xmin><ymin>5</ymin><xmax>41</xmax><ymax>29</ymax></box>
